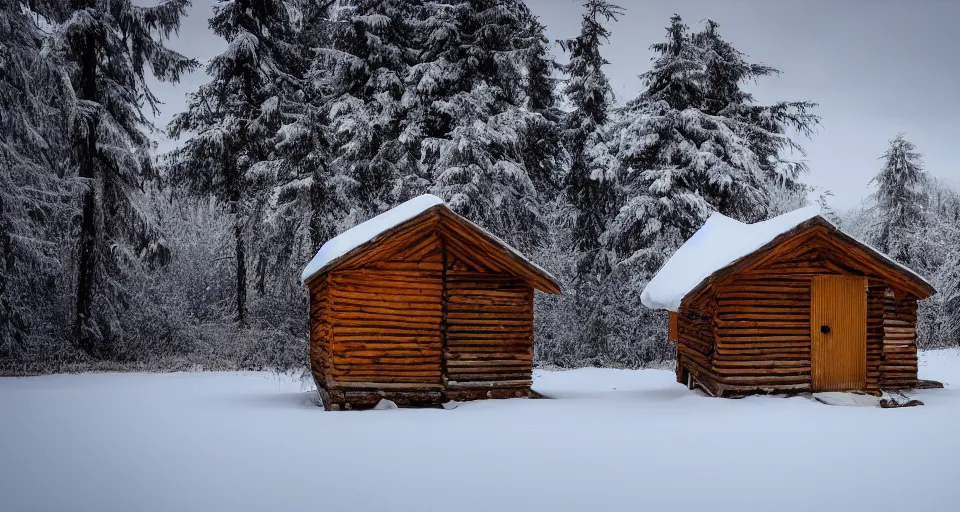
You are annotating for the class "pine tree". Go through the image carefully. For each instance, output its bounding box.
[694,20,819,192]
[408,0,553,251]
[271,0,337,256]
[867,133,927,264]
[604,15,717,274]
[271,0,424,277]
[816,189,841,226]
[519,11,563,200]
[558,0,623,276]
[43,0,197,356]
[0,1,72,359]
[573,14,820,366]
[314,0,422,218]
[605,15,819,274]
[168,0,302,326]
[917,179,960,347]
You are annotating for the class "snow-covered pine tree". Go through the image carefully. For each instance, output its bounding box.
[0,1,74,360]
[558,0,623,277]
[572,15,820,367]
[694,20,819,193]
[866,133,928,265]
[42,0,197,357]
[606,15,819,275]
[258,0,424,323]
[408,0,553,251]
[518,10,563,200]
[604,15,717,275]
[309,0,423,221]
[911,178,960,347]
[922,179,960,347]
[816,189,841,226]
[271,0,426,282]
[168,0,302,326]
[269,0,337,256]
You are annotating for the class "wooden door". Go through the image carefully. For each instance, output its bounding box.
[811,276,867,391]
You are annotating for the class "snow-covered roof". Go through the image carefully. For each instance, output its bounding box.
[300,195,444,284]
[640,205,932,312]
[300,195,560,292]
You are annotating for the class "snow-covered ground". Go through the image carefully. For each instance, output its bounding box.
[2,351,958,512]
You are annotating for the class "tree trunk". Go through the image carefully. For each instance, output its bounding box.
[74,155,97,355]
[234,211,248,326]
[255,255,266,296]
[227,158,247,326]
[0,194,17,356]
[309,163,328,250]
[74,30,99,357]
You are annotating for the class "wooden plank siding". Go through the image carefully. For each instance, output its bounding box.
[309,274,332,390]
[866,279,886,394]
[711,272,813,395]
[675,301,722,396]
[441,228,537,399]
[880,290,919,389]
[444,271,535,397]
[676,231,925,397]
[668,312,678,342]
[326,265,444,387]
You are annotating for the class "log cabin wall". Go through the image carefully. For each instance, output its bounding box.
[880,291,919,389]
[324,263,445,408]
[669,220,932,398]
[699,233,908,397]
[312,224,447,410]
[675,302,722,396]
[309,274,332,390]
[866,280,886,394]
[436,211,542,401]
[711,272,813,396]
[443,269,535,401]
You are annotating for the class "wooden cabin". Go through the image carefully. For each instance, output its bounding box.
[300,195,561,410]
[641,206,935,397]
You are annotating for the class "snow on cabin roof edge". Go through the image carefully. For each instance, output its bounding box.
[299,194,560,289]
[299,194,444,284]
[640,205,933,312]
[640,205,824,312]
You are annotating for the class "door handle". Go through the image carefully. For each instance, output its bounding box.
[820,325,831,334]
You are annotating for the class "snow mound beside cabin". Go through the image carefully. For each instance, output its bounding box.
[300,194,444,284]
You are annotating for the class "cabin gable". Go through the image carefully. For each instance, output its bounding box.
[740,225,928,298]
[305,206,560,294]
[437,209,561,294]
[679,220,932,313]
[315,208,443,276]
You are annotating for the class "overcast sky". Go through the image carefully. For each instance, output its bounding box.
[148,0,960,210]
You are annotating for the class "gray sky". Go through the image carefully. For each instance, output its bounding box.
[148,0,960,210]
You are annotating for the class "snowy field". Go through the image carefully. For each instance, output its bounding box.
[2,351,959,512]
